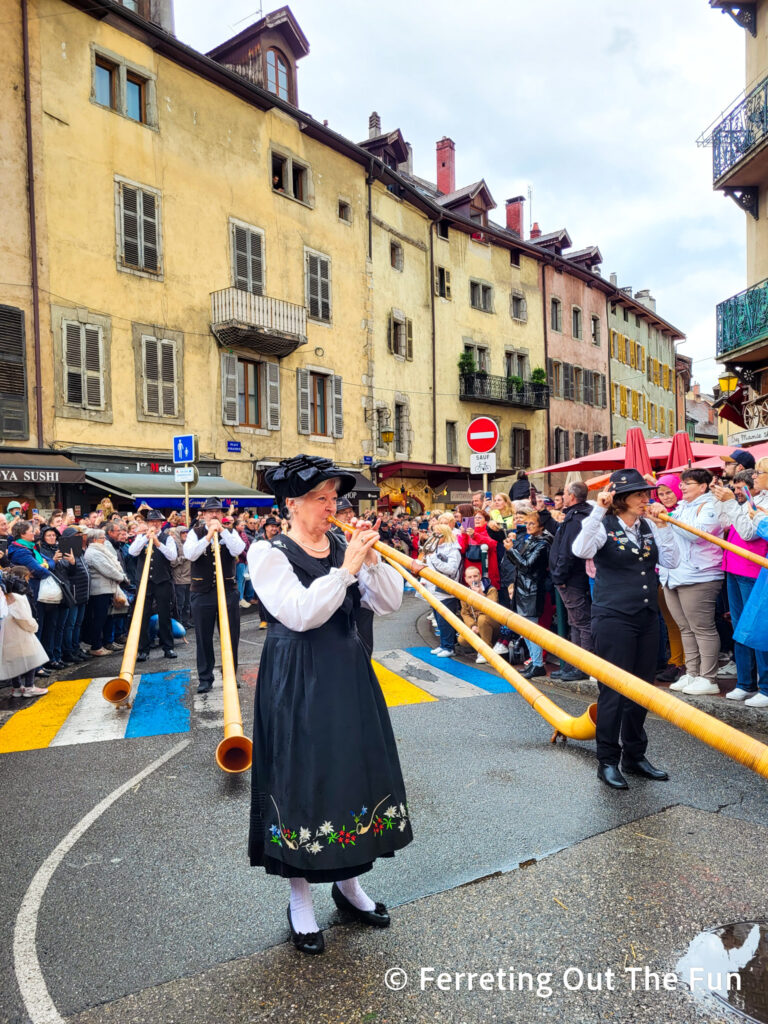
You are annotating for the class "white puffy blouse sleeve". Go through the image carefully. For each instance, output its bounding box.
[357,556,404,615]
[247,540,356,632]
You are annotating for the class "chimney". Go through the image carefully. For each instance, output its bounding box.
[609,272,618,287]
[505,196,525,236]
[368,111,381,138]
[693,383,701,399]
[436,137,455,195]
[530,221,541,239]
[634,288,656,312]
[148,0,175,34]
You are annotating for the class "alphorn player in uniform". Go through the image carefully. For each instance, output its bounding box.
[183,497,245,694]
[247,455,410,956]
[572,468,682,790]
[128,509,178,662]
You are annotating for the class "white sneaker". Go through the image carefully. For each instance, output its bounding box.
[492,641,509,655]
[718,660,738,677]
[11,688,23,698]
[745,693,768,708]
[669,673,692,692]
[436,648,454,658]
[22,685,49,697]
[726,688,754,701]
[475,654,487,664]
[239,600,250,609]
[682,676,720,696]
[430,647,446,656]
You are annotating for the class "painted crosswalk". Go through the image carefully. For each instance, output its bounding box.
[0,649,514,754]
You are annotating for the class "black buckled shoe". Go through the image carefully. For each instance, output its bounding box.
[598,763,629,790]
[331,883,390,928]
[622,758,669,781]
[287,907,325,955]
[136,651,149,662]
[520,663,547,679]
[164,649,178,659]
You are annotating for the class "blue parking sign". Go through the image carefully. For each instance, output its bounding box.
[173,434,197,464]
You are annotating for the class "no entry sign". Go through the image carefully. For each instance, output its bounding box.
[466,416,499,454]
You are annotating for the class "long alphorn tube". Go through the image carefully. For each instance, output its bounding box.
[387,557,596,742]
[102,541,153,708]
[659,512,768,571]
[331,518,768,781]
[212,533,252,774]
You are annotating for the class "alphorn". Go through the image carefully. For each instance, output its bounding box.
[212,533,252,774]
[102,539,152,708]
[331,517,768,782]
[658,511,768,571]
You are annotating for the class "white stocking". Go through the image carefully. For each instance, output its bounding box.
[289,877,319,934]
[336,875,376,911]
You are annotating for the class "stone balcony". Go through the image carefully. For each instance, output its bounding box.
[210,288,307,357]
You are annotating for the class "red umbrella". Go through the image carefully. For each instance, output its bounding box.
[624,427,653,476]
[532,439,735,476]
[664,432,694,472]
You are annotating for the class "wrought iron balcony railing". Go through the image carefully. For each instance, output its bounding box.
[712,76,768,181]
[716,277,768,357]
[210,287,307,357]
[459,372,549,409]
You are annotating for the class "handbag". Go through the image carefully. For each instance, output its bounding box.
[38,575,63,604]
[112,586,128,609]
[734,569,768,651]
[465,544,483,561]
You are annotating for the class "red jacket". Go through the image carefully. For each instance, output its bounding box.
[459,525,500,588]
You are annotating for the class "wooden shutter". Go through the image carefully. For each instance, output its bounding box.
[306,253,320,318]
[564,363,574,401]
[434,266,440,295]
[250,230,264,294]
[406,319,413,361]
[83,325,103,409]
[522,428,531,468]
[64,322,83,405]
[563,431,570,461]
[121,184,140,267]
[332,374,343,438]
[296,368,311,434]
[0,305,27,437]
[221,352,238,425]
[387,314,394,353]
[233,224,250,290]
[546,357,554,390]
[141,190,158,271]
[143,336,160,414]
[584,370,593,406]
[265,360,280,430]
[318,257,330,320]
[160,339,177,415]
[444,269,451,300]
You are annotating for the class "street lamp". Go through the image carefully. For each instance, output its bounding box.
[718,372,740,395]
[380,429,395,444]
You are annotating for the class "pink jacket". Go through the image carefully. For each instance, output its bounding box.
[723,526,768,580]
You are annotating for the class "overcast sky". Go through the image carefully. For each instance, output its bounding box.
[176,0,746,391]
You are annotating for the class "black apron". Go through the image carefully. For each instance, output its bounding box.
[248,533,412,882]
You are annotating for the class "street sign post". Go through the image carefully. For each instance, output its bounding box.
[466,417,499,494]
[172,434,198,465]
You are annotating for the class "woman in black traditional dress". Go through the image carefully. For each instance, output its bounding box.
[246,455,411,955]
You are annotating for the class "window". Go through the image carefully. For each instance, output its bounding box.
[623,308,629,322]
[550,297,562,332]
[591,316,601,346]
[125,72,145,122]
[390,241,404,271]
[63,321,103,410]
[464,343,489,372]
[510,427,531,469]
[510,292,527,321]
[554,428,570,462]
[338,200,352,223]
[547,358,563,399]
[572,306,583,340]
[292,162,308,203]
[635,314,641,328]
[141,335,178,417]
[470,281,493,312]
[237,360,261,427]
[435,266,452,299]
[562,362,575,401]
[387,312,413,360]
[505,350,529,378]
[231,220,264,295]
[437,220,449,240]
[510,249,520,268]
[394,402,406,452]
[94,57,116,109]
[272,154,287,192]
[271,151,312,204]
[266,48,290,102]
[574,432,590,458]
[305,250,331,322]
[446,421,458,464]
[117,179,160,275]
[296,369,342,437]
[593,433,606,453]
[0,305,28,439]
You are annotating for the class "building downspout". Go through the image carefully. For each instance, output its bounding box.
[366,159,374,260]
[22,0,44,447]
[541,262,551,464]
[605,293,614,445]
[430,221,437,465]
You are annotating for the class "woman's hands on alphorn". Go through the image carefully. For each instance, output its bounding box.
[341,517,381,574]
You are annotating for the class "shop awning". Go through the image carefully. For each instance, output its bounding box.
[85,471,273,509]
[0,452,86,484]
[347,471,379,500]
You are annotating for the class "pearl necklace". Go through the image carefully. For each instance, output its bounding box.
[295,535,330,554]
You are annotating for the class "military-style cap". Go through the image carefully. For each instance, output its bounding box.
[608,468,655,496]
[335,497,354,513]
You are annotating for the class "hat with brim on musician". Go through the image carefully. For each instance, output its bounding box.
[608,468,655,496]
[202,497,224,511]
[146,509,165,521]
[335,497,354,513]
[265,454,357,500]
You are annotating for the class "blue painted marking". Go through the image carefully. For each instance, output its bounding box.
[125,670,191,739]
[404,647,519,695]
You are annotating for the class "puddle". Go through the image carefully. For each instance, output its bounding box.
[677,922,768,1022]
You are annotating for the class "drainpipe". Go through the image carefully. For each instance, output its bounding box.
[366,158,374,260]
[605,293,614,446]
[22,0,44,447]
[541,262,551,464]
[430,221,437,465]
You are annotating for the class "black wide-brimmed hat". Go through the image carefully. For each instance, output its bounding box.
[146,509,165,521]
[265,455,356,501]
[202,497,224,511]
[608,468,655,496]
[263,516,281,527]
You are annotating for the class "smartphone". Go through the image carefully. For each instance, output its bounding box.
[744,486,758,511]
[462,516,475,530]
[32,508,39,515]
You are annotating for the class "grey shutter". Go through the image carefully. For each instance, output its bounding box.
[434,265,440,295]
[221,352,238,425]
[64,322,83,405]
[332,374,343,438]
[306,253,320,318]
[0,305,28,438]
[141,190,158,271]
[319,257,330,320]
[522,429,531,468]
[584,369,593,406]
[233,225,250,290]
[564,431,570,460]
[387,314,393,353]
[520,296,527,321]
[406,319,413,361]
[563,363,573,401]
[546,357,554,390]
[160,339,177,416]
[250,230,264,295]
[143,336,160,414]
[296,368,311,434]
[445,269,451,300]
[121,184,140,267]
[600,374,607,408]
[265,360,280,430]
[83,325,103,409]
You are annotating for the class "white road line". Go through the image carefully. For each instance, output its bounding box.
[49,678,128,747]
[13,737,191,1024]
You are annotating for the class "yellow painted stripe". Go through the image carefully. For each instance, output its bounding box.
[372,660,437,708]
[0,678,92,753]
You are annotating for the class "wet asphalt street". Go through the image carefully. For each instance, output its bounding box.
[2,593,768,1024]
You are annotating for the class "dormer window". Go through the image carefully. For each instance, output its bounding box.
[266,48,290,101]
